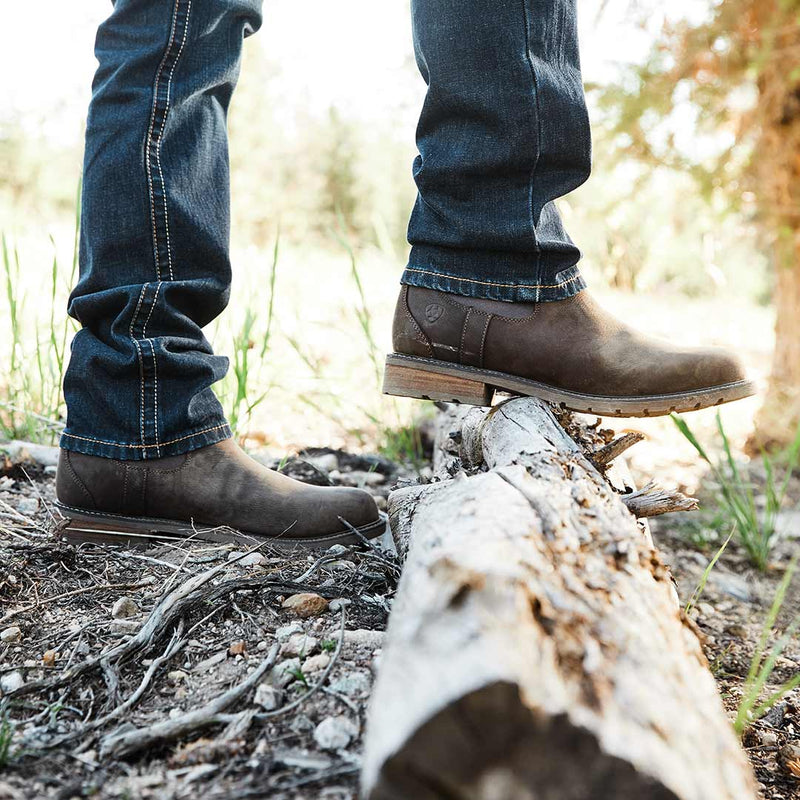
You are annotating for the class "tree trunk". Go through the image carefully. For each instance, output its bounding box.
[362,399,757,800]
[749,1,800,451]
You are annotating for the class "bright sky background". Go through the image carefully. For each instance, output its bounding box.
[0,0,666,145]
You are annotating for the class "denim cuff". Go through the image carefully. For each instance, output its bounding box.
[59,420,233,461]
[403,245,586,303]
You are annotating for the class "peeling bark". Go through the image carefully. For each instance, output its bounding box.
[362,398,756,800]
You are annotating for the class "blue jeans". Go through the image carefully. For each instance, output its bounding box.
[62,0,590,461]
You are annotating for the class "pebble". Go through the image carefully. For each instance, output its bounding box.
[227,551,267,567]
[42,649,57,667]
[0,627,22,644]
[302,653,331,673]
[329,598,351,612]
[254,683,281,711]
[282,593,329,618]
[313,715,358,750]
[329,670,371,697]
[0,670,24,694]
[696,602,715,617]
[111,597,140,619]
[276,623,304,642]
[305,453,339,473]
[343,629,385,650]
[280,633,319,658]
[708,571,752,603]
[724,624,748,640]
[15,498,38,516]
[229,640,247,656]
[167,670,188,684]
[759,730,779,747]
[269,658,302,689]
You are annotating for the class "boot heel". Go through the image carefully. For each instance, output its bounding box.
[383,361,493,406]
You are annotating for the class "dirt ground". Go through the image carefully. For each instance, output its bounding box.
[0,415,799,800]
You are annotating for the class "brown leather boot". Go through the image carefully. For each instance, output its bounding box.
[55,439,384,548]
[384,286,755,416]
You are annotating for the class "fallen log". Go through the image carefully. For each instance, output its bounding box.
[363,397,756,800]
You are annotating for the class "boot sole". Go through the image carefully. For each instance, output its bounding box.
[383,353,757,417]
[54,502,388,551]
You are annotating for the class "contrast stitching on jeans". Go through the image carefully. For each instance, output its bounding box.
[129,283,149,456]
[160,0,192,281]
[144,3,180,282]
[521,0,543,276]
[142,281,162,338]
[146,338,160,456]
[61,423,231,450]
[404,267,581,291]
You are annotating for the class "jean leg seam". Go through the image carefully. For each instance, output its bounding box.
[141,0,192,459]
[160,0,192,282]
[521,0,543,301]
[129,283,149,459]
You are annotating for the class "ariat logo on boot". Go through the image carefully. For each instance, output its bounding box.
[425,303,444,324]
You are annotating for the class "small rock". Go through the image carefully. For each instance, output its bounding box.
[110,619,140,633]
[280,633,318,658]
[329,670,371,696]
[304,453,339,473]
[0,627,22,644]
[696,602,715,617]
[343,629,384,650]
[326,544,349,556]
[724,624,748,640]
[269,658,302,689]
[257,640,269,651]
[167,670,188,684]
[302,653,331,673]
[759,730,779,747]
[168,708,183,720]
[708,571,752,603]
[313,715,358,750]
[282,593,329,618]
[0,780,23,800]
[290,714,315,734]
[329,598,351,612]
[42,649,57,667]
[227,551,267,567]
[0,670,24,694]
[276,623,304,642]
[111,597,139,619]
[229,640,247,656]
[193,650,228,673]
[15,498,38,516]
[254,683,281,711]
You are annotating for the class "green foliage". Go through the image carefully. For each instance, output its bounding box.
[221,233,280,438]
[734,557,800,736]
[0,182,79,442]
[684,529,734,614]
[0,713,14,767]
[672,412,800,570]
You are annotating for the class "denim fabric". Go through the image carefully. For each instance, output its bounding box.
[62,0,590,461]
[403,0,592,302]
[62,0,263,460]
